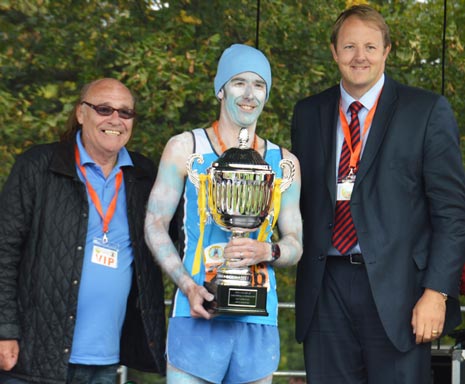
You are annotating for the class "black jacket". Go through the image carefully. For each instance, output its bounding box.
[0,139,166,383]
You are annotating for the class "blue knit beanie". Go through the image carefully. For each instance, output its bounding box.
[214,44,272,101]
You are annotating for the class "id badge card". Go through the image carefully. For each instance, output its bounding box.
[337,180,354,201]
[91,237,119,269]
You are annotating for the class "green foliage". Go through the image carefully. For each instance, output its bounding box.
[2,0,465,381]
[2,0,465,180]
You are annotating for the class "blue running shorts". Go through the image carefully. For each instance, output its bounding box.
[167,317,280,384]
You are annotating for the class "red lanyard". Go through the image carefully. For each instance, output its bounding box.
[75,145,123,242]
[338,92,382,171]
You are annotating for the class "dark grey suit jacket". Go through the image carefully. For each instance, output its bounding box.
[291,75,465,352]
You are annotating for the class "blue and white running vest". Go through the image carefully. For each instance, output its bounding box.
[172,128,284,326]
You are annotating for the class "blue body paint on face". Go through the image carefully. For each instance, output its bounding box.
[223,72,266,127]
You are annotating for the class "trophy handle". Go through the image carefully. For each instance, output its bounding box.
[186,153,204,190]
[279,158,295,193]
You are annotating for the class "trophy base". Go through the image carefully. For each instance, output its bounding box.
[204,282,268,316]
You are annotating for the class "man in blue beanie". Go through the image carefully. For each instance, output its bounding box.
[145,44,303,383]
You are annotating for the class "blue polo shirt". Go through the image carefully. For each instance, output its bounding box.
[70,131,134,364]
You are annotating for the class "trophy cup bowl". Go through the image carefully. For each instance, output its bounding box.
[208,148,274,234]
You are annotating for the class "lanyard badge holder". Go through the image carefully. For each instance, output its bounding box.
[75,145,122,269]
[92,233,120,269]
[336,93,382,202]
[337,167,356,201]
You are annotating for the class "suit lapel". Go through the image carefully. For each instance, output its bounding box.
[321,87,340,205]
[354,77,398,188]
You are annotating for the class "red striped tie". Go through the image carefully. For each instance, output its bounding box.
[332,101,363,254]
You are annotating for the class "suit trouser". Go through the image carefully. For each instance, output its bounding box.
[303,256,431,384]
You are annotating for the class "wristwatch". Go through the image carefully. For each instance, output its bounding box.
[439,292,448,301]
[270,243,281,263]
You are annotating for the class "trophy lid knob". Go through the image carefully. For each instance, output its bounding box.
[238,127,249,149]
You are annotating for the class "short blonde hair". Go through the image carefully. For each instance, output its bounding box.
[330,5,391,49]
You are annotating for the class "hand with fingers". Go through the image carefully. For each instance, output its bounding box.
[223,237,271,268]
[0,340,19,371]
[411,289,446,344]
[185,282,216,320]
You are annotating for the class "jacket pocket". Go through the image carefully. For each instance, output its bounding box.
[412,249,428,270]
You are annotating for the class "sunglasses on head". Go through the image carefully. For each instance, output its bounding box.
[81,101,136,119]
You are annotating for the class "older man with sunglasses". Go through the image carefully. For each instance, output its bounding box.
[0,78,166,383]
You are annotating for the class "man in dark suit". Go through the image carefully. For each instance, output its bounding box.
[291,5,465,383]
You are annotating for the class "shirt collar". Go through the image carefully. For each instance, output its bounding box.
[340,74,385,113]
[75,130,133,168]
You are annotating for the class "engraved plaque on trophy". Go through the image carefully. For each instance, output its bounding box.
[187,127,295,315]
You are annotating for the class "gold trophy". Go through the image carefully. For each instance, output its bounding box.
[187,128,294,315]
